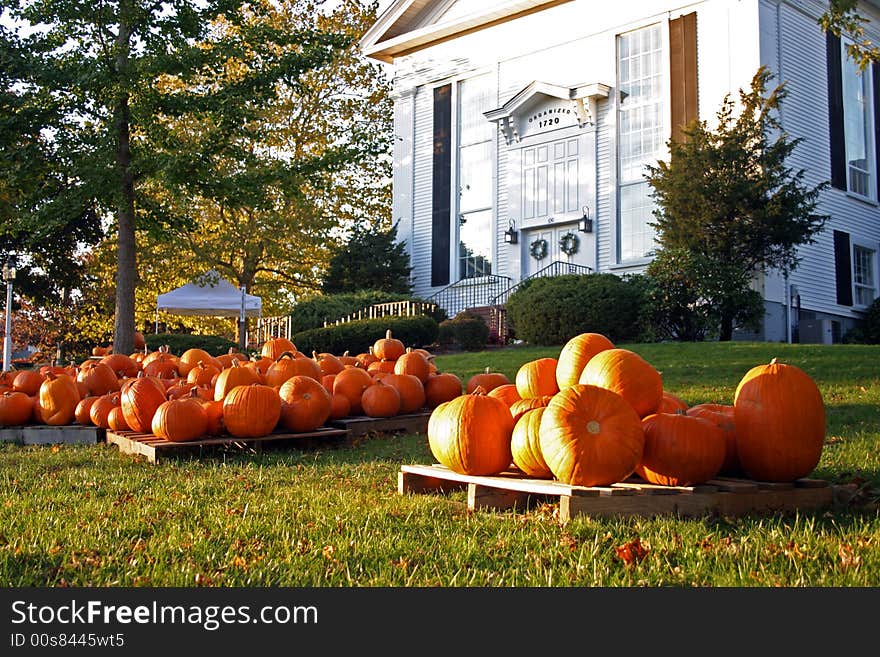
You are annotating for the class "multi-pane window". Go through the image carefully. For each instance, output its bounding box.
[853,244,876,306]
[457,74,495,279]
[841,38,875,199]
[617,24,663,261]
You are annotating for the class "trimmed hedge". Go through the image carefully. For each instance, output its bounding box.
[145,333,239,357]
[288,290,447,333]
[438,312,490,351]
[291,316,439,355]
[505,274,648,345]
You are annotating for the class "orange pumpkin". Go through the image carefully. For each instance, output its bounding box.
[214,359,261,402]
[578,348,663,418]
[120,377,167,433]
[37,373,81,426]
[427,388,514,476]
[686,403,740,475]
[657,391,689,414]
[222,384,281,438]
[261,337,297,360]
[278,376,332,433]
[332,367,374,416]
[107,406,131,432]
[0,391,33,426]
[216,347,248,369]
[313,351,345,376]
[74,396,99,425]
[186,361,221,387]
[636,412,726,486]
[100,353,139,378]
[178,348,220,376]
[328,393,350,420]
[733,358,825,482]
[393,348,431,383]
[515,357,559,399]
[382,373,425,414]
[539,384,644,487]
[361,379,401,418]
[373,329,405,362]
[12,369,45,396]
[465,367,510,394]
[509,395,553,423]
[424,372,463,409]
[555,332,615,390]
[76,361,120,397]
[89,393,121,429]
[510,407,552,478]
[152,397,208,442]
[486,383,520,408]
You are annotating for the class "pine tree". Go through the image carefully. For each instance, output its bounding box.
[322,221,413,295]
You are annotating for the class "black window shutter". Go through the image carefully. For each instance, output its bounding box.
[431,84,452,287]
[873,61,880,200]
[826,31,846,190]
[834,229,853,306]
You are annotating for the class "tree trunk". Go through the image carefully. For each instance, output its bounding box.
[719,314,734,342]
[113,14,135,355]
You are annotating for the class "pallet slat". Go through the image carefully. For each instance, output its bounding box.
[107,426,349,464]
[398,464,838,521]
[0,425,106,445]
[330,411,431,437]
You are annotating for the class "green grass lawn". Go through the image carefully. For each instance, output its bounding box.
[1,341,878,587]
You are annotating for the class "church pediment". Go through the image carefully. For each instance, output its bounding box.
[484,81,611,144]
[360,0,574,63]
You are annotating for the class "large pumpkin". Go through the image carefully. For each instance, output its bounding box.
[636,412,726,486]
[278,375,332,433]
[539,384,644,487]
[76,361,120,397]
[578,348,663,418]
[89,393,121,430]
[266,352,319,388]
[152,397,208,442]
[361,379,401,418]
[383,373,426,414]
[427,388,514,476]
[332,366,374,415]
[555,332,615,390]
[261,337,297,360]
[510,407,552,478]
[37,373,81,426]
[515,357,559,399]
[222,384,281,438]
[733,358,825,482]
[100,353,139,378]
[120,377,167,433]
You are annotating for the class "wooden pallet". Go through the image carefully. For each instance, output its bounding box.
[0,424,106,445]
[106,426,349,464]
[398,464,839,522]
[329,411,432,437]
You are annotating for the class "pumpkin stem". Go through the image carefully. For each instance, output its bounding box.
[385,329,393,339]
[277,351,295,362]
[471,385,487,396]
[770,357,778,365]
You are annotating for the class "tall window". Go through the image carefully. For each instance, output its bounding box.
[457,74,495,279]
[853,244,876,306]
[841,39,875,199]
[616,24,663,262]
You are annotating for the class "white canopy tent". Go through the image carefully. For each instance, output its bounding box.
[155,271,262,336]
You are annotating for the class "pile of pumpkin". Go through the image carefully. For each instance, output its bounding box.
[0,330,467,443]
[428,332,826,486]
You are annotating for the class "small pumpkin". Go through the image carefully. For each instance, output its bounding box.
[332,367,374,416]
[361,378,401,418]
[424,372,463,409]
[509,395,553,423]
[89,393,121,430]
[373,329,405,362]
[393,348,431,383]
[0,391,33,426]
[487,383,521,408]
[214,359,261,402]
[120,377,167,433]
[465,367,510,394]
[382,373,426,414]
[261,337,297,360]
[686,403,740,475]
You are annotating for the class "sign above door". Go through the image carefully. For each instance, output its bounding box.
[484,81,610,145]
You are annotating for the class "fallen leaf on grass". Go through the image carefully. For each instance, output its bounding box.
[614,537,649,565]
[838,544,861,570]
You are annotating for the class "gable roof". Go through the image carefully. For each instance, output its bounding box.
[361,0,574,63]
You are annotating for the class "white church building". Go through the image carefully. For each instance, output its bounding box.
[360,0,880,342]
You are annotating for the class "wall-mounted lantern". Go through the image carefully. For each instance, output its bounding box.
[504,218,519,244]
[578,206,593,234]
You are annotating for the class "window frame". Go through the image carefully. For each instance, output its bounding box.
[840,36,877,202]
[852,239,878,308]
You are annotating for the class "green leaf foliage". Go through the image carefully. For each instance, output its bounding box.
[290,315,439,356]
[505,274,648,345]
[645,67,827,340]
[322,220,413,295]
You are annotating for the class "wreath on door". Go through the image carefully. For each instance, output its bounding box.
[529,238,548,260]
[559,231,580,256]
